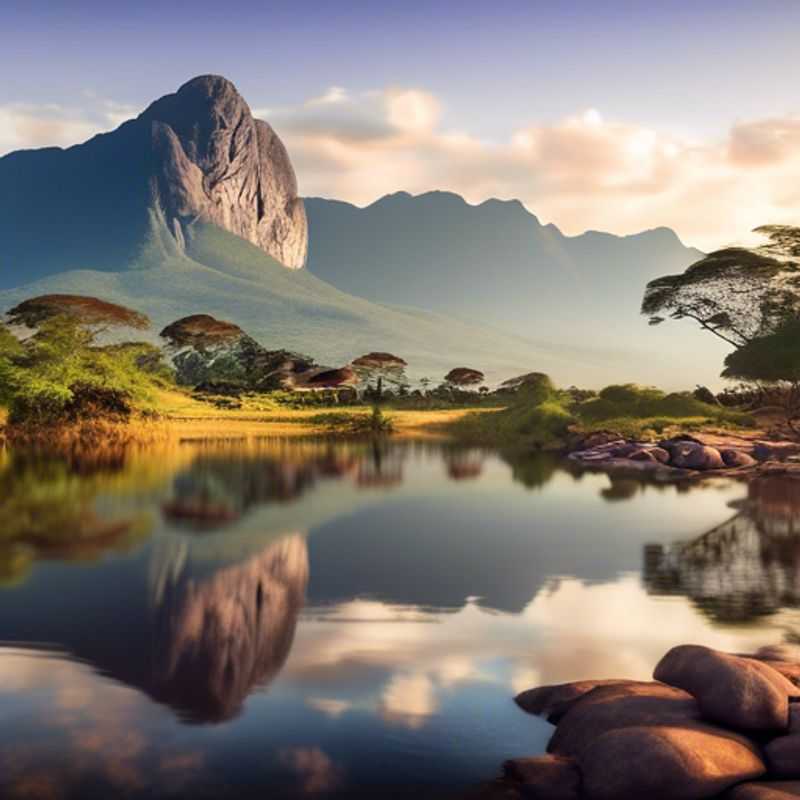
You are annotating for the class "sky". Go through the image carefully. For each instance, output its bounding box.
[2,0,800,250]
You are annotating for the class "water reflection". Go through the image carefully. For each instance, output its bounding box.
[645,474,800,623]
[1,437,798,798]
[149,535,308,722]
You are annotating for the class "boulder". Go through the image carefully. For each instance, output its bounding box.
[572,431,625,451]
[649,447,671,464]
[514,679,633,723]
[726,782,800,799]
[659,434,706,450]
[630,448,658,463]
[502,755,581,800]
[766,734,800,777]
[671,444,725,471]
[547,681,701,758]
[721,449,758,468]
[654,645,799,730]
[579,723,765,800]
[754,442,800,462]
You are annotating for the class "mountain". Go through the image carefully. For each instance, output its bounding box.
[0,75,729,387]
[0,76,599,384]
[304,192,732,387]
[0,217,593,383]
[0,74,306,286]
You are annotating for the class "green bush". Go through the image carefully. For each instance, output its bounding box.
[577,384,749,425]
[0,316,170,425]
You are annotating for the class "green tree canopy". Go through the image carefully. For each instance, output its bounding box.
[722,319,800,384]
[0,314,167,425]
[641,225,800,348]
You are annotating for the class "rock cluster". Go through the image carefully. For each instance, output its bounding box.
[503,644,800,800]
[568,434,782,480]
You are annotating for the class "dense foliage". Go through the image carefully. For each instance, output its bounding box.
[722,320,800,430]
[0,315,171,425]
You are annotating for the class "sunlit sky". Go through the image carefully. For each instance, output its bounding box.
[3,0,800,249]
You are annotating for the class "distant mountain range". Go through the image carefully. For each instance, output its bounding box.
[0,75,730,387]
[304,192,730,386]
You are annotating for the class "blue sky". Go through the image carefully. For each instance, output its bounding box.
[2,0,800,247]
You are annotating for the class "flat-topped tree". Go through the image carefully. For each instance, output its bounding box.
[641,225,800,349]
[7,294,150,333]
[351,352,408,400]
[445,367,485,389]
[0,295,159,424]
[294,367,358,391]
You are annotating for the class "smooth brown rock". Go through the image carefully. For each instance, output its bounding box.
[630,448,659,463]
[503,755,581,800]
[766,734,800,777]
[579,723,765,800]
[654,645,799,730]
[754,442,800,462]
[721,449,758,468]
[547,681,700,758]
[726,782,800,799]
[514,679,633,723]
[790,704,800,733]
[649,446,671,464]
[671,444,725,471]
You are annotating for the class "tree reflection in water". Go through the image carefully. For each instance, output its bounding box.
[645,475,800,624]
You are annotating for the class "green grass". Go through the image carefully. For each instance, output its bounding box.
[450,382,755,449]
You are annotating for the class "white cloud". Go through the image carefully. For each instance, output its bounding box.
[4,84,800,250]
[0,96,137,156]
[265,87,800,251]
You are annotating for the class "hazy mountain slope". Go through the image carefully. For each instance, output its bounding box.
[0,219,614,385]
[305,191,702,339]
[304,191,731,387]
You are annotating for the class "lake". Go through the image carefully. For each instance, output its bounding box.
[0,436,797,799]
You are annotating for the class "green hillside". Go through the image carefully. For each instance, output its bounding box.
[0,218,610,385]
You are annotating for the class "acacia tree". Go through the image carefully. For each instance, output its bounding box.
[641,225,800,348]
[351,352,408,401]
[1,295,161,424]
[721,319,800,431]
[7,294,150,334]
[444,367,485,390]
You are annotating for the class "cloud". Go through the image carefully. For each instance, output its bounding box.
[278,747,344,794]
[4,84,800,250]
[0,97,137,156]
[264,87,800,251]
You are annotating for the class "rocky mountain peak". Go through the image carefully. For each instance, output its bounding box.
[143,75,307,269]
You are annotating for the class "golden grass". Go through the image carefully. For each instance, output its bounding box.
[151,388,496,440]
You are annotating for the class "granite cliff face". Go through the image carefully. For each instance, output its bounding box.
[0,75,307,286]
[145,75,307,269]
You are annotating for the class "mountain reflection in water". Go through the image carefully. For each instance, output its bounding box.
[0,437,797,799]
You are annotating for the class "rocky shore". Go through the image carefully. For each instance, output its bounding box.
[493,644,800,800]
[568,431,800,482]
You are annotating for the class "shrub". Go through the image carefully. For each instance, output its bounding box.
[0,315,168,426]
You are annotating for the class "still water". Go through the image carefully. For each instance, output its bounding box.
[1,436,798,798]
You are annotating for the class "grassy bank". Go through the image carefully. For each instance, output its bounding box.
[0,381,759,452]
[449,384,755,450]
